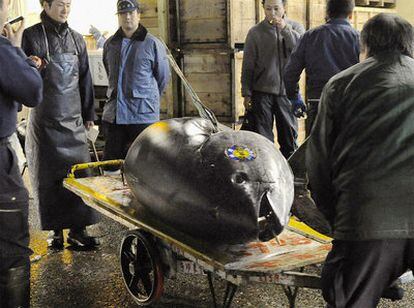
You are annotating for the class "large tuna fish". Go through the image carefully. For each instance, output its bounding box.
[124,117,294,245]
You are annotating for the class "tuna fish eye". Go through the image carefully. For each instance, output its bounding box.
[232,172,249,184]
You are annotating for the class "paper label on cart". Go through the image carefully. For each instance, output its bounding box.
[177,261,205,275]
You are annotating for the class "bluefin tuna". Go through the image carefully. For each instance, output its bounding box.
[124,117,294,245]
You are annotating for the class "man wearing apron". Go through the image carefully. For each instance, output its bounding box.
[22,0,100,249]
[0,0,43,304]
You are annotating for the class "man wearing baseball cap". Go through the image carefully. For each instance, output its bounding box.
[102,0,170,168]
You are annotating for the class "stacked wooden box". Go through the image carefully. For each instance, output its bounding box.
[176,0,257,123]
[309,1,397,29]
[355,0,396,8]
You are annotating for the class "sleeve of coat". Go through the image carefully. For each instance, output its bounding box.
[153,39,171,96]
[281,21,305,52]
[283,33,307,100]
[305,83,336,224]
[0,41,43,107]
[78,38,96,122]
[241,30,256,97]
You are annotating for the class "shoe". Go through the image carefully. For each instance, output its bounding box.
[47,230,64,249]
[67,228,100,248]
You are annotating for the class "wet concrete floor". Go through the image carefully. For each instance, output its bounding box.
[28,204,414,308]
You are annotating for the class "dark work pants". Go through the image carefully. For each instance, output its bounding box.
[0,139,31,271]
[305,98,320,137]
[251,91,298,158]
[322,239,414,308]
[103,122,151,162]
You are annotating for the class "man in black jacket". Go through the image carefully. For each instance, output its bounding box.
[22,0,100,249]
[307,14,414,307]
[0,0,43,305]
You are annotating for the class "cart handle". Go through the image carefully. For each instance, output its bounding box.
[67,160,124,178]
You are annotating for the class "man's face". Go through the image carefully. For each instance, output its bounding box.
[118,9,140,33]
[44,0,71,24]
[263,0,285,22]
[0,0,10,28]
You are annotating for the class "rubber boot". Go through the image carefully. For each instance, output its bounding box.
[0,264,30,308]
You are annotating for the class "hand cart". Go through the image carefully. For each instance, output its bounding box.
[63,160,334,308]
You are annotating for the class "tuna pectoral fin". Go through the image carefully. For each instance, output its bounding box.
[258,192,283,242]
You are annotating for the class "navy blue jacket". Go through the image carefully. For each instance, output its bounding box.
[284,19,360,100]
[0,36,43,138]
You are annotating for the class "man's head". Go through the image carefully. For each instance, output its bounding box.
[262,0,286,22]
[117,0,140,34]
[40,0,71,24]
[361,13,414,59]
[326,0,354,20]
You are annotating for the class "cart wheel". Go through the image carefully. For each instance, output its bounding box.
[120,230,164,306]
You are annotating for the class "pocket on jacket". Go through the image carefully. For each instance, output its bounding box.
[131,89,158,114]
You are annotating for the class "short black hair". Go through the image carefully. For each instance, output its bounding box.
[361,13,414,57]
[262,0,287,6]
[39,0,54,7]
[326,0,354,19]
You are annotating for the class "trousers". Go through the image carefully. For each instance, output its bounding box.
[322,239,414,307]
[251,91,298,158]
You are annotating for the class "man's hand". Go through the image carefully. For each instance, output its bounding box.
[29,55,48,70]
[3,19,25,48]
[272,16,286,30]
[243,96,252,110]
[84,121,94,130]
[291,97,307,118]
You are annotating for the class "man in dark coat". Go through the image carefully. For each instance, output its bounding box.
[0,0,43,305]
[22,0,100,249]
[284,0,360,136]
[307,13,414,307]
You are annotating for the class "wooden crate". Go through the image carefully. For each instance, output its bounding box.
[355,0,396,8]
[139,0,176,45]
[177,0,257,47]
[352,6,397,31]
[181,48,244,122]
[308,0,327,29]
[308,3,397,31]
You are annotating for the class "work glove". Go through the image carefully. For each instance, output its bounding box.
[290,96,307,118]
[89,25,102,40]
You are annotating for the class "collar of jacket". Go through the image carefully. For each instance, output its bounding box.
[327,18,351,26]
[40,10,69,34]
[113,24,148,42]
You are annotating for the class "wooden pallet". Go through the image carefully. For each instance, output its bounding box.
[355,0,396,8]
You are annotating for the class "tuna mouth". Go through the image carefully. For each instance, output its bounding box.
[257,192,283,242]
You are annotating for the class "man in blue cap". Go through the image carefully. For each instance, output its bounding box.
[102,0,170,168]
